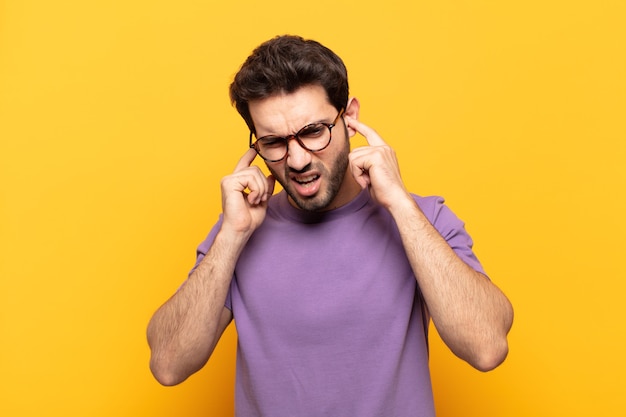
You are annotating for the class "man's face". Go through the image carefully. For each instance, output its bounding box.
[248,85,359,211]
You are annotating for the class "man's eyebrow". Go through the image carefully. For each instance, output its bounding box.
[256,117,331,138]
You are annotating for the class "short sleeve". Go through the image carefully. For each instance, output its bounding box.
[183,214,233,310]
[413,195,487,277]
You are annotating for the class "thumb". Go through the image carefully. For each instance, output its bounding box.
[263,175,276,201]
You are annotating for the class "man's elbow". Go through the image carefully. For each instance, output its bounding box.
[473,299,513,371]
[471,338,510,372]
[149,357,191,387]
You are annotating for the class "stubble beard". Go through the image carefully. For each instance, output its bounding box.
[268,140,350,212]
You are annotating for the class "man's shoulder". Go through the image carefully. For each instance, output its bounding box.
[411,193,446,218]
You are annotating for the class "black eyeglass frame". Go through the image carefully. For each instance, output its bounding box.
[249,109,345,162]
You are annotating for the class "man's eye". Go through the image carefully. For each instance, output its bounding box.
[259,137,285,148]
[299,124,325,138]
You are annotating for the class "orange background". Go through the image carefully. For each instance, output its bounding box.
[1,1,625,416]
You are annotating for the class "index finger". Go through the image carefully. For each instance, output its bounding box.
[234,147,259,172]
[345,116,387,147]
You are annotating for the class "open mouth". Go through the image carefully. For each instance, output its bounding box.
[291,173,321,197]
[294,174,319,185]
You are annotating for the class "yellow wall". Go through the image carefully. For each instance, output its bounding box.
[1,1,624,416]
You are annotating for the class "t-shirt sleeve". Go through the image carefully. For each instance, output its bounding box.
[188,215,223,275]
[184,214,233,310]
[413,195,487,277]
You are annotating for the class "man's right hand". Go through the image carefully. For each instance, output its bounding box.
[148,149,270,386]
[220,148,275,235]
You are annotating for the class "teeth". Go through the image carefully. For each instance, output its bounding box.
[295,175,318,184]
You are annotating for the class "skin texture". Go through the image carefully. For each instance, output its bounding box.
[249,85,361,212]
[147,85,513,386]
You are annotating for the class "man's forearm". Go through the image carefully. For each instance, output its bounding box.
[147,229,246,385]
[390,196,513,371]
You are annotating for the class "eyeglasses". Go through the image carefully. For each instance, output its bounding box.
[249,109,344,162]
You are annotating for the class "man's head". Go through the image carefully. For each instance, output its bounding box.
[230,35,361,212]
[229,35,349,134]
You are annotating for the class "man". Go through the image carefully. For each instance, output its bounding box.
[147,35,513,416]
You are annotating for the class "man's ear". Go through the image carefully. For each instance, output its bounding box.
[344,97,360,137]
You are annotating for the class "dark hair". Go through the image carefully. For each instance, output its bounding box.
[229,35,349,133]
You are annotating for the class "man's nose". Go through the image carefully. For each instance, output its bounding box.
[286,137,312,171]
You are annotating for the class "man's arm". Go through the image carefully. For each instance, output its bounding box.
[346,116,513,371]
[147,231,239,386]
[147,149,274,385]
[388,198,513,371]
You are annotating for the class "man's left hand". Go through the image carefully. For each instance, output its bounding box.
[346,116,410,210]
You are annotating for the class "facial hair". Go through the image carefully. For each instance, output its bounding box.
[267,135,351,212]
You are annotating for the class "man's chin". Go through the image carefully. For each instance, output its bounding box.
[287,190,330,212]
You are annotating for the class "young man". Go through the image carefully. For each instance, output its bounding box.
[147,35,513,416]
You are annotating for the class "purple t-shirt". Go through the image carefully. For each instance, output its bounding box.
[193,189,485,417]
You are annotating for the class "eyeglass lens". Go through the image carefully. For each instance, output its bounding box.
[254,123,331,161]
